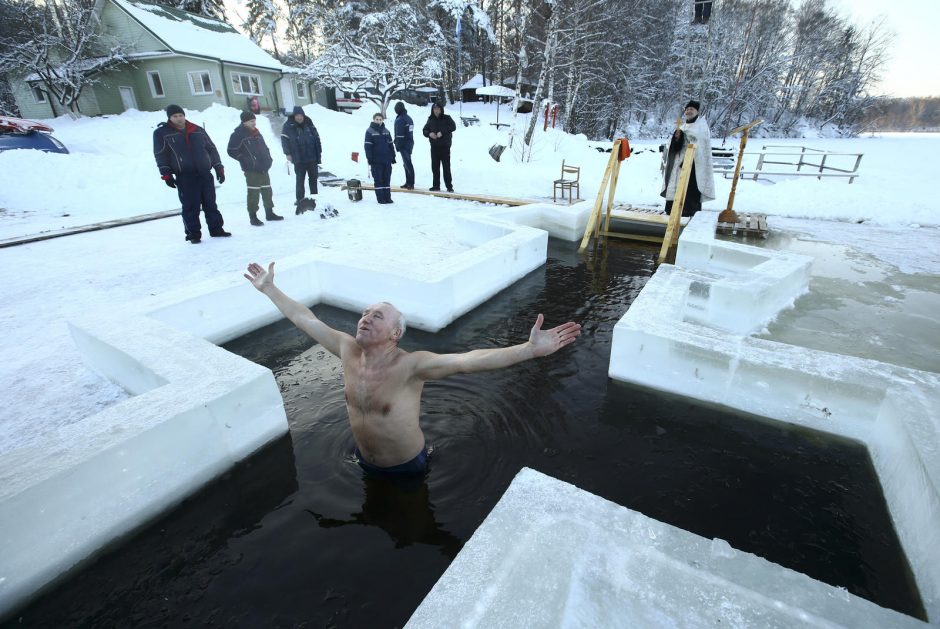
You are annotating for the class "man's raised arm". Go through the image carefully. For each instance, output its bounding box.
[412,314,581,381]
[244,262,349,356]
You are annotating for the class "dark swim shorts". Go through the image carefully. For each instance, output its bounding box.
[355,447,428,477]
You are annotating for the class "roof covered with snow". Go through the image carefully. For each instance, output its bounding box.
[460,73,486,90]
[112,0,283,70]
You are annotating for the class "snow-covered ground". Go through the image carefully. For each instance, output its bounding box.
[0,101,937,453]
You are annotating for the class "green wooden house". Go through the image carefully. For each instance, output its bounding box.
[13,0,325,119]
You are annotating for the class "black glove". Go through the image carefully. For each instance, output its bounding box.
[215,167,225,184]
[162,174,176,188]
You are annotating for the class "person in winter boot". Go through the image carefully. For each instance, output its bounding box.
[281,106,322,208]
[153,104,230,244]
[422,102,456,192]
[393,101,415,189]
[661,100,715,217]
[244,260,581,476]
[227,111,283,226]
[364,112,396,204]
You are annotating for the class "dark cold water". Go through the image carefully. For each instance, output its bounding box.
[6,240,925,627]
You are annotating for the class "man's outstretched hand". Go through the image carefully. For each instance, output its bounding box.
[528,314,582,358]
[244,261,275,292]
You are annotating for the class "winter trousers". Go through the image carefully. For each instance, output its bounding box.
[371,162,392,203]
[399,150,415,188]
[245,170,274,215]
[430,145,452,190]
[664,164,702,218]
[295,161,318,201]
[177,172,224,238]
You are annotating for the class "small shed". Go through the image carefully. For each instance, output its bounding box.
[460,74,487,102]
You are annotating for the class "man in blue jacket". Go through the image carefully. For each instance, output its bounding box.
[280,106,322,209]
[393,101,415,189]
[364,112,396,204]
[153,104,230,244]
[227,111,283,227]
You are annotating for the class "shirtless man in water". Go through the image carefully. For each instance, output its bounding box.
[244,261,582,476]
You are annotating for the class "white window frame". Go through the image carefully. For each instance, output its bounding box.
[231,72,262,96]
[31,85,47,104]
[187,70,213,96]
[295,80,307,99]
[146,70,165,98]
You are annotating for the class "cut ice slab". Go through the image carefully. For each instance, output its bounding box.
[407,468,926,629]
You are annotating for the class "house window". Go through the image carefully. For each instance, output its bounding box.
[31,85,47,103]
[231,72,262,96]
[295,80,306,99]
[147,71,165,98]
[188,71,213,96]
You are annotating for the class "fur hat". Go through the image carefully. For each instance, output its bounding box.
[165,104,184,118]
[240,111,256,122]
[292,106,305,117]
[685,100,701,111]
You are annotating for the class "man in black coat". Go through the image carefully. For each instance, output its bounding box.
[393,101,415,189]
[153,104,230,244]
[364,112,396,204]
[280,106,322,207]
[227,111,283,226]
[422,102,456,192]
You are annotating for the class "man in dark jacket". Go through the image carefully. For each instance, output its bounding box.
[364,112,396,204]
[422,102,456,192]
[393,101,415,189]
[153,104,230,244]
[228,111,283,227]
[280,106,322,207]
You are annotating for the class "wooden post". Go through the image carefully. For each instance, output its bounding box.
[725,119,762,212]
[658,143,696,264]
[578,139,621,252]
[726,129,749,212]
[603,156,622,234]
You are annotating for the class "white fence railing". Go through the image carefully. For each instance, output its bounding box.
[714,145,863,183]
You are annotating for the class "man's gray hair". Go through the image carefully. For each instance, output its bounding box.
[380,301,406,339]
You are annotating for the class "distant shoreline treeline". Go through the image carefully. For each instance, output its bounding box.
[863,97,940,132]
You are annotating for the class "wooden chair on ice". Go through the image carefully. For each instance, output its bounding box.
[553,160,581,204]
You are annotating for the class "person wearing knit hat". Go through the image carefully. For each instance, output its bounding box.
[393,101,415,189]
[153,105,230,243]
[228,111,282,226]
[280,106,322,208]
[660,99,715,218]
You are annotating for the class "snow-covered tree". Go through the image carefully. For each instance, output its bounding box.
[242,0,282,55]
[153,0,227,22]
[0,0,127,114]
[304,4,445,116]
[0,0,39,114]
